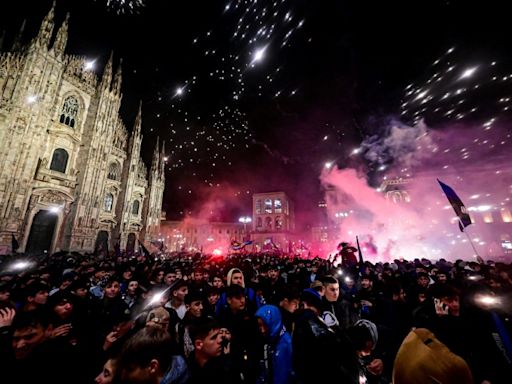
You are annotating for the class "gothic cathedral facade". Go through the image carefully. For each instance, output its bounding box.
[0,3,165,255]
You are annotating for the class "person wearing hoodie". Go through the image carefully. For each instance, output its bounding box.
[255,305,293,384]
[216,268,262,316]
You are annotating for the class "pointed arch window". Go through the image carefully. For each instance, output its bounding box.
[59,96,79,128]
[50,148,68,173]
[107,162,120,181]
[274,199,282,213]
[275,216,283,230]
[104,193,114,212]
[264,199,272,213]
[132,200,140,215]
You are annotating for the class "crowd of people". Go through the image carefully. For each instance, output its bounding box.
[0,248,511,383]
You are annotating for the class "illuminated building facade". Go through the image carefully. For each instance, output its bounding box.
[251,191,296,251]
[0,4,165,254]
[160,220,244,253]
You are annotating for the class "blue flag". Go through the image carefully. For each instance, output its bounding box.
[437,179,472,232]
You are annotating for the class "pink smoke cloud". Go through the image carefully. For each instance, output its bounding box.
[320,118,512,262]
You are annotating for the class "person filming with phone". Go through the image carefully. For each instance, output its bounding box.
[424,284,503,384]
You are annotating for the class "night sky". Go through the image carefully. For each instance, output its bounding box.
[1,0,511,229]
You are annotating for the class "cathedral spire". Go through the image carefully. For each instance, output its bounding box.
[133,100,142,137]
[11,19,26,51]
[151,137,160,173]
[101,51,113,90]
[35,0,56,49]
[112,58,123,95]
[51,13,69,58]
[159,140,166,176]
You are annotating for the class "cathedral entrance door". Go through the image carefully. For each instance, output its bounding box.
[95,231,109,256]
[126,233,136,255]
[25,210,58,255]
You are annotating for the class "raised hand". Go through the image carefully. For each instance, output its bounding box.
[434,298,449,316]
[0,307,16,328]
[52,323,72,338]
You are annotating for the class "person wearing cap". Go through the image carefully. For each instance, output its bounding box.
[219,284,259,383]
[165,279,189,321]
[292,288,359,384]
[146,306,171,330]
[176,290,205,358]
[47,290,86,348]
[356,274,378,321]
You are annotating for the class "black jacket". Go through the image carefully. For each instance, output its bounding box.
[292,309,360,384]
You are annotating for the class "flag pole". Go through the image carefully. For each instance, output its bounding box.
[356,236,364,276]
[459,218,483,262]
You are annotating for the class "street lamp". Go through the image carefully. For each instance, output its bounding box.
[238,216,252,241]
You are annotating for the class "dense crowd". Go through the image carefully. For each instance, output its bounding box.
[0,249,511,384]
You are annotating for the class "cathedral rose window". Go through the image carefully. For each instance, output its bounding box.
[60,96,79,128]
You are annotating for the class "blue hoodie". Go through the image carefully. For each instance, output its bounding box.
[255,305,294,384]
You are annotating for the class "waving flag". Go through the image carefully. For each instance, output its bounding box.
[231,240,253,250]
[138,239,151,258]
[437,179,472,232]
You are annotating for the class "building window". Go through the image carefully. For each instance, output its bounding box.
[501,208,511,223]
[49,148,69,173]
[59,96,79,128]
[256,199,262,214]
[257,217,263,229]
[482,212,494,223]
[265,216,272,230]
[264,199,272,213]
[104,193,113,212]
[107,162,120,181]
[132,200,140,215]
[274,199,282,213]
[275,216,282,230]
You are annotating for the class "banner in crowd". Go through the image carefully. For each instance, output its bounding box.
[437,179,473,232]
